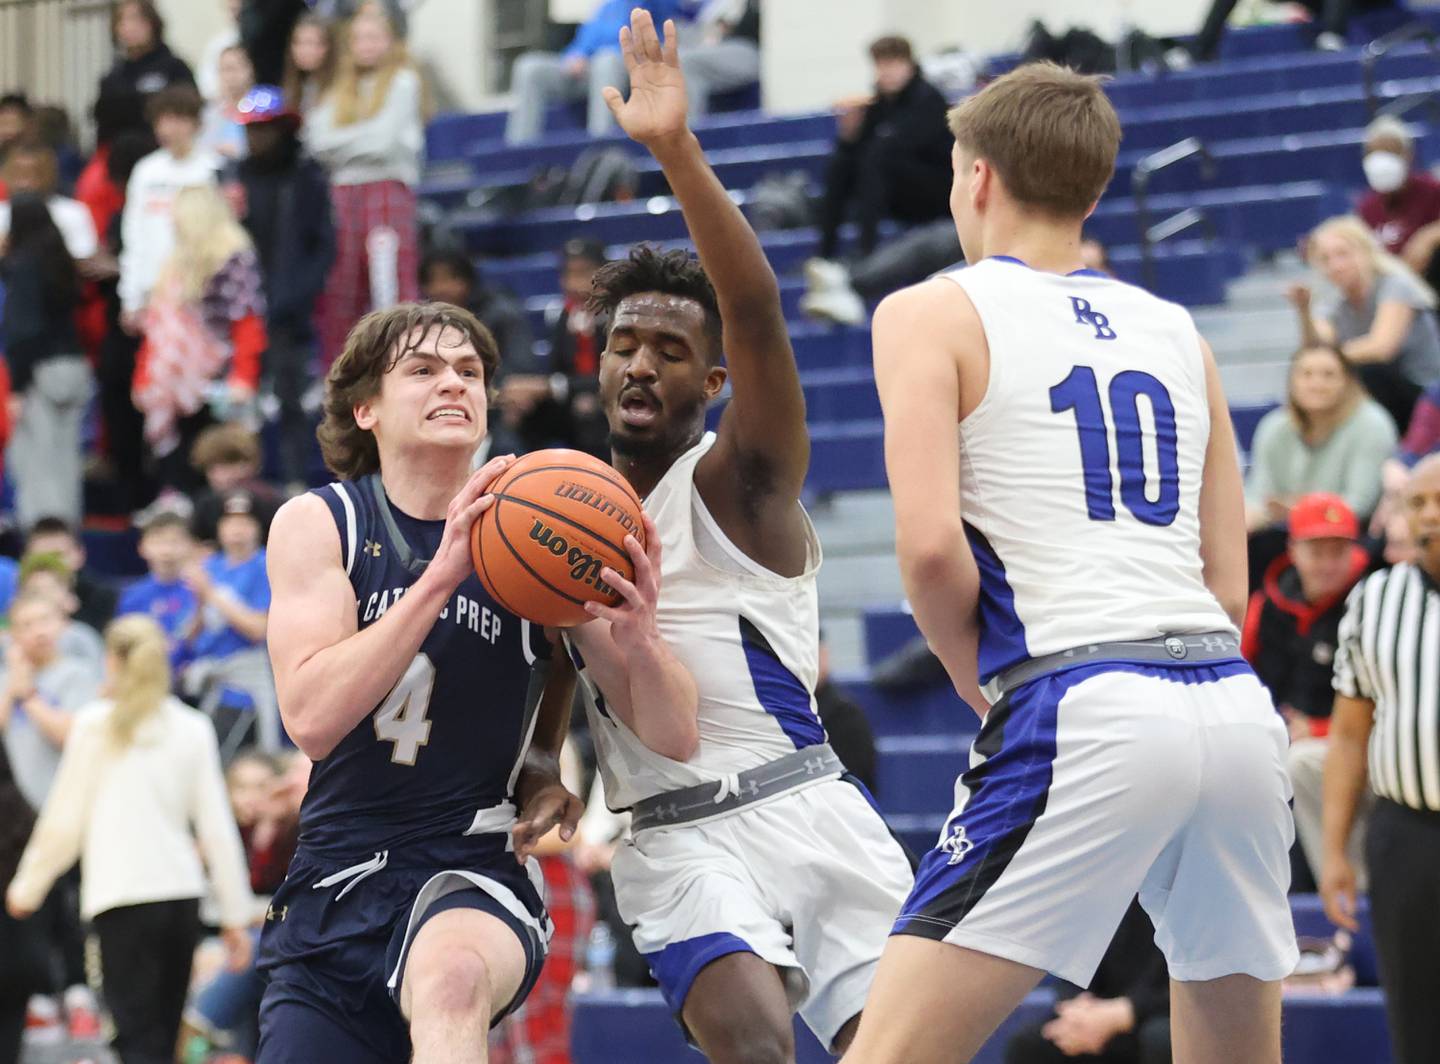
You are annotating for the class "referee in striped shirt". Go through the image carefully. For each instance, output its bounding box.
[1323,454,1440,1064]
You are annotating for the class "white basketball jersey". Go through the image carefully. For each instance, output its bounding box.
[946,257,1234,698]
[571,432,829,809]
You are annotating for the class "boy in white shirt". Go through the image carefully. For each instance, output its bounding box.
[117,84,219,333]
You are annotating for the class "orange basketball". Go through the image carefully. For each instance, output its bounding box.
[471,449,645,627]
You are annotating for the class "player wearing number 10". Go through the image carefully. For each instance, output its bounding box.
[843,64,1298,1064]
[252,303,686,1064]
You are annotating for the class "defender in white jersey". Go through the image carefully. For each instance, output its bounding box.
[564,12,914,1061]
[843,64,1297,1064]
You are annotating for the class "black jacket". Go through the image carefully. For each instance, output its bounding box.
[849,72,952,172]
[95,43,196,139]
[471,286,535,378]
[1242,546,1371,722]
[235,140,336,332]
[74,572,118,634]
[0,250,81,393]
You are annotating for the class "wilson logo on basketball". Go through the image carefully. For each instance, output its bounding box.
[528,520,616,595]
[553,482,641,537]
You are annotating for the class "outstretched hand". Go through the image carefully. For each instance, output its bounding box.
[603,8,688,148]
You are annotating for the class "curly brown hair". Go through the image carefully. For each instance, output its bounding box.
[318,302,500,481]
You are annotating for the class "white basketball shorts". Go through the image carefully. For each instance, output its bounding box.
[893,659,1299,985]
[612,776,914,1049]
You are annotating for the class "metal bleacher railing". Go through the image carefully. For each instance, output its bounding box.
[0,0,112,145]
[1131,136,1217,292]
[1361,18,1439,116]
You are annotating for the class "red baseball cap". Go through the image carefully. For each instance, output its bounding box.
[1288,493,1360,542]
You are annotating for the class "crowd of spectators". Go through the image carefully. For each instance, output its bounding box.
[0,1,1435,1062]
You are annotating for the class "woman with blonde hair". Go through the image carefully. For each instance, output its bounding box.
[281,12,338,115]
[1288,214,1440,429]
[5,615,253,1064]
[132,183,266,492]
[304,1,423,365]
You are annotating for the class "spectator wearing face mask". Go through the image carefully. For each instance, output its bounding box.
[1356,116,1440,294]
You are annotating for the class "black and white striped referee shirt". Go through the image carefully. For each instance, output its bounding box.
[1333,562,1440,812]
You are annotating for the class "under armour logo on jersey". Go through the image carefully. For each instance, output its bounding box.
[363,540,383,557]
[266,903,288,922]
[1069,296,1117,340]
[940,823,976,866]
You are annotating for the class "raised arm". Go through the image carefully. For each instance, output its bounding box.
[1197,337,1248,627]
[873,280,987,716]
[266,456,511,759]
[604,8,808,497]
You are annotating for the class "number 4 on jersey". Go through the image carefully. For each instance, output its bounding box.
[1049,365,1180,527]
[374,653,437,765]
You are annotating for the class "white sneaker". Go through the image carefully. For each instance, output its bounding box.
[1316,31,1345,51]
[1163,46,1193,70]
[804,257,851,294]
[801,283,867,327]
[24,994,63,1045]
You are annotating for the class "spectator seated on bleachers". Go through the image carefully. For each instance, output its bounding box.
[179,488,276,753]
[181,748,303,1060]
[1242,493,1372,889]
[1189,0,1398,62]
[187,423,281,548]
[1244,343,1397,567]
[25,517,119,634]
[230,83,335,490]
[505,0,683,144]
[0,591,102,813]
[16,553,105,668]
[495,237,611,457]
[1289,214,1440,431]
[1355,115,1440,294]
[803,35,952,327]
[1003,899,1170,1064]
[676,0,761,121]
[117,510,198,668]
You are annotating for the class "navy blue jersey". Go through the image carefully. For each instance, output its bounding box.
[297,476,552,856]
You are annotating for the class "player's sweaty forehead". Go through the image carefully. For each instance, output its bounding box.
[387,323,482,373]
[610,293,707,349]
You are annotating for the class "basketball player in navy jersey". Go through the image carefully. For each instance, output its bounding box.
[257,302,693,1063]
[558,12,914,1063]
[841,64,1296,1064]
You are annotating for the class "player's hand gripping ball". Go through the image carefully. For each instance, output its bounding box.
[471,449,646,627]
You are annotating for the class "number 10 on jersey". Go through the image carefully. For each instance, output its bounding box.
[1049,366,1180,527]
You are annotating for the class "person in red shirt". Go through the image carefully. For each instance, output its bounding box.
[1241,493,1371,887]
[1355,116,1440,289]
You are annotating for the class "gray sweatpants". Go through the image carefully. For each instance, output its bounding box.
[7,356,92,529]
[1289,735,1370,890]
[505,34,760,144]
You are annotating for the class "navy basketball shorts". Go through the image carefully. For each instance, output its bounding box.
[893,660,1300,986]
[255,836,550,1064]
